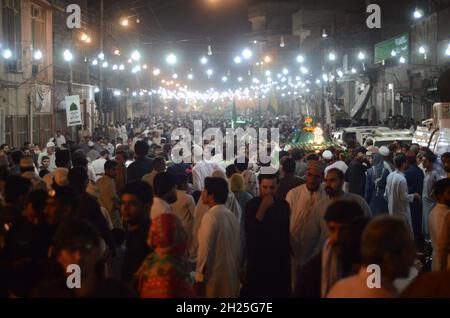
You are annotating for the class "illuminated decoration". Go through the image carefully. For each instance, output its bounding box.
[63,49,73,61]
[131,50,141,61]
[414,8,423,19]
[33,50,43,60]
[166,53,177,65]
[242,49,252,59]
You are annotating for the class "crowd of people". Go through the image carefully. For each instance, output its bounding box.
[0,114,449,298]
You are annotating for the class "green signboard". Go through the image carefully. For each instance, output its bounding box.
[374,33,409,64]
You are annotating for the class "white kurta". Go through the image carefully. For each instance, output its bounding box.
[429,203,450,271]
[150,197,173,220]
[192,160,222,192]
[91,158,107,178]
[195,204,240,298]
[315,192,372,249]
[171,190,196,256]
[384,170,414,234]
[191,192,242,259]
[286,184,327,267]
[55,135,66,148]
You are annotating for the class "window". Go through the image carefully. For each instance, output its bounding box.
[2,0,22,72]
[31,4,45,54]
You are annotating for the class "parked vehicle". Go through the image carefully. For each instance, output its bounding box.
[412,103,450,156]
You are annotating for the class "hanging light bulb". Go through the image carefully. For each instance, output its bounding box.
[208,45,212,56]
[280,36,285,48]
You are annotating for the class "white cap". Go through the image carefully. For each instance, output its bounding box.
[322,150,333,160]
[379,146,390,157]
[325,160,348,175]
[46,142,55,148]
[88,141,95,147]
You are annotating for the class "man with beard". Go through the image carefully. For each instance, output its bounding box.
[286,161,326,284]
[441,153,450,178]
[150,172,178,220]
[315,168,371,249]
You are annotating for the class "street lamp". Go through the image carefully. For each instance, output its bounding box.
[33,49,43,60]
[166,53,177,65]
[328,52,336,61]
[358,52,365,60]
[200,56,208,64]
[131,50,141,61]
[121,18,129,26]
[3,49,12,59]
[399,56,406,64]
[222,76,228,82]
[102,61,108,68]
[419,46,428,60]
[98,52,105,60]
[297,55,305,63]
[234,56,242,64]
[63,49,73,62]
[264,55,271,63]
[242,48,252,59]
[153,68,161,76]
[414,8,423,19]
[391,50,397,57]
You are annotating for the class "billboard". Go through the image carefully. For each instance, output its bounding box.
[374,33,409,64]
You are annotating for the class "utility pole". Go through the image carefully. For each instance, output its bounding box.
[99,0,104,129]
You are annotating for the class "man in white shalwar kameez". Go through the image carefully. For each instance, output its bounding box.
[315,168,372,250]
[190,170,241,259]
[195,177,240,298]
[384,154,420,235]
[286,162,326,284]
